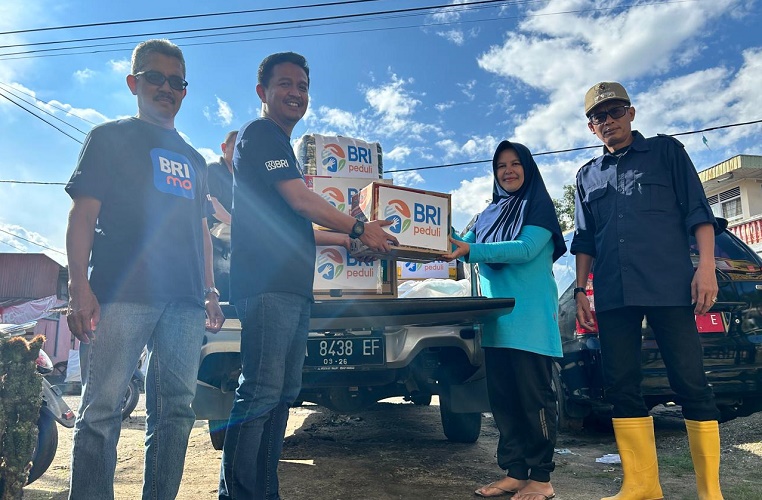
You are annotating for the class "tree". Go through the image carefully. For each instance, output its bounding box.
[553,184,576,232]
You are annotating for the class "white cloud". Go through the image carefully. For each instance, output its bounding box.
[391,170,425,187]
[449,174,493,230]
[458,80,477,101]
[109,59,131,74]
[73,68,96,83]
[204,96,234,126]
[437,29,465,45]
[385,145,412,162]
[437,135,500,161]
[435,101,456,112]
[0,222,66,266]
[196,147,218,164]
[476,0,746,151]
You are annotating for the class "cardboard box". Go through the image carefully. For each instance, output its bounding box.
[295,134,383,178]
[350,182,451,262]
[305,176,391,225]
[313,245,396,299]
[397,260,456,280]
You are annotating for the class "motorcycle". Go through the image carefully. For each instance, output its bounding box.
[0,322,76,485]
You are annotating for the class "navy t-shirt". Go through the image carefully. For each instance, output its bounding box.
[65,117,211,305]
[230,118,315,302]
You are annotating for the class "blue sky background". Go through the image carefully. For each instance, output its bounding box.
[1,0,760,266]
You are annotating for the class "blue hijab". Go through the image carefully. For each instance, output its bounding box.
[473,140,566,268]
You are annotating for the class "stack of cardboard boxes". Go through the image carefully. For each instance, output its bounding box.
[295,134,453,299]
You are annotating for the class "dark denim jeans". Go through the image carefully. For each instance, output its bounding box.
[596,305,720,421]
[69,301,205,500]
[218,292,311,500]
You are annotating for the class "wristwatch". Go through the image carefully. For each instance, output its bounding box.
[573,287,586,297]
[204,286,220,299]
[349,219,365,239]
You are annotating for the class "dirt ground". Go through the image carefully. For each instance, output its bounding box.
[23,395,762,500]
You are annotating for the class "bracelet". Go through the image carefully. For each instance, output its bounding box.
[573,287,587,297]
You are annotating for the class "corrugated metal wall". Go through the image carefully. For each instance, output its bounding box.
[0,253,64,299]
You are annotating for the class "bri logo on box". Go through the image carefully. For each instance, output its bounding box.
[320,187,346,213]
[321,144,346,173]
[404,262,421,272]
[317,248,344,280]
[151,148,196,199]
[383,198,442,236]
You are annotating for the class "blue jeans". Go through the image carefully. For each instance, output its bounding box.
[218,293,311,500]
[69,301,205,500]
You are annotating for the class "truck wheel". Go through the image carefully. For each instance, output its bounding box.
[209,420,227,450]
[552,362,584,432]
[121,379,141,420]
[27,411,58,485]
[439,389,481,443]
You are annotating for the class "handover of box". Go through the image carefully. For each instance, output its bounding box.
[305,175,384,217]
[295,134,383,179]
[313,245,396,298]
[350,182,451,262]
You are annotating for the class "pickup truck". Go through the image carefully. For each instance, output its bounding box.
[192,295,514,448]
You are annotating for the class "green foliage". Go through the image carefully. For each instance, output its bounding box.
[553,184,576,232]
[0,334,44,499]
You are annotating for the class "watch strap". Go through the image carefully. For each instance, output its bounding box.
[204,286,220,298]
[349,220,365,239]
[573,287,587,297]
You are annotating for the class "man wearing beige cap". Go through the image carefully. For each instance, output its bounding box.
[570,82,724,500]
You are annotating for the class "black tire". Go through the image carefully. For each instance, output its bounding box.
[552,363,584,432]
[209,420,228,450]
[438,387,481,443]
[121,379,141,420]
[27,411,58,485]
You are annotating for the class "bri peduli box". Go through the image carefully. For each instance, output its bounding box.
[349,182,451,263]
[313,245,396,299]
[294,134,383,179]
[397,260,456,280]
[305,176,392,230]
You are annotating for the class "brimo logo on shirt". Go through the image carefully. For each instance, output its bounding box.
[151,148,196,200]
[265,159,289,171]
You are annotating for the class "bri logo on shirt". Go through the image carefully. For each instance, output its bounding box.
[151,148,196,199]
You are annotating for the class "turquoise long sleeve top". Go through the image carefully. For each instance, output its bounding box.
[461,225,562,357]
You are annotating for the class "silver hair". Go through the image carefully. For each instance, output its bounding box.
[131,39,186,76]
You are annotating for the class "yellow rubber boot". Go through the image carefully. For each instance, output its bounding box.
[685,419,724,500]
[602,416,664,500]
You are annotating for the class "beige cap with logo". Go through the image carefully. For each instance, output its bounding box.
[584,82,631,115]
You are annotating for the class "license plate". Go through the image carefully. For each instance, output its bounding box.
[695,312,725,333]
[304,337,384,370]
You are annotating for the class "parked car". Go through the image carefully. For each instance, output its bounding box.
[552,218,762,428]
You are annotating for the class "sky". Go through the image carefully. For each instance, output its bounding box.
[1,0,760,266]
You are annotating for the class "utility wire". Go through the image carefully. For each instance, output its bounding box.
[0,0,387,36]
[0,119,758,183]
[0,90,83,144]
[0,227,66,255]
[385,118,762,172]
[0,85,89,135]
[0,81,99,126]
[0,0,509,52]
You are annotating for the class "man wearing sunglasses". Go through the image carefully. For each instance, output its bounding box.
[571,81,724,500]
[65,39,224,500]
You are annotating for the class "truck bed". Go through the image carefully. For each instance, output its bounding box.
[220,296,515,330]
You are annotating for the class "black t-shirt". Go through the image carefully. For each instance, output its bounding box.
[65,117,211,305]
[230,118,315,302]
[207,157,234,229]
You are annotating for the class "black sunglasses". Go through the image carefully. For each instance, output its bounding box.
[134,70,188,91]
[588,105,630,125]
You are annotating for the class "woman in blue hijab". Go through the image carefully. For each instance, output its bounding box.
[443,140,565,500]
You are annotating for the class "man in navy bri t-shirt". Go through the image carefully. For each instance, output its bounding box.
[64,39,223,500]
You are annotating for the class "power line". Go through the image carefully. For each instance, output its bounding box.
[0,0,509,52]
[0,119,758,184]
[0,81,99,126]
[0,227,66,255]
[384,119,762,172]
[0,0,387,36]
[0,85,89,134]
[0,90,83,144]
